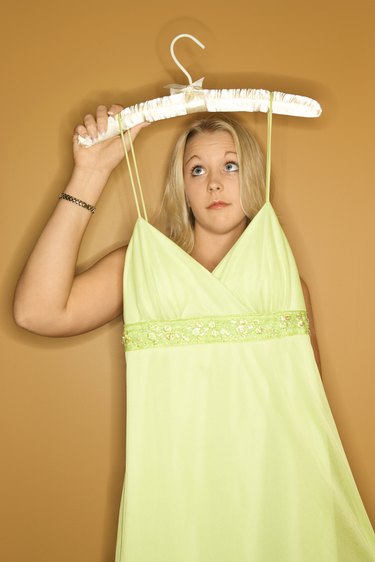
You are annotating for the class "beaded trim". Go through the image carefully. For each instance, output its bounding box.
[122,310,310,351]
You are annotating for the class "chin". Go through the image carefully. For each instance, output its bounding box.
[196,212,247,235]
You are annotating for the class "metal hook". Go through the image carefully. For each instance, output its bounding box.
[170,34,205,86]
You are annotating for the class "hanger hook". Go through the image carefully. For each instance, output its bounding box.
[170,34,205,86]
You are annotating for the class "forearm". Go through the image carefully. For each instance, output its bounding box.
[13,166,109,331]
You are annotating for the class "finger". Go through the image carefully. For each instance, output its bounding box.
[72,132,83,146]
[108,104,124,116]
[83,113,99,140]
[74,124,89,138]
[114,121,150,151]
[96,104,108,135]
[129,121,151,141]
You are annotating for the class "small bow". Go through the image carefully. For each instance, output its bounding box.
[164,77,205,95]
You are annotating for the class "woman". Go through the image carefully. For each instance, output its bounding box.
[16,105,375,562]
[12,104,320,369]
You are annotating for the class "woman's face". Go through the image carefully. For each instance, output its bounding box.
[183,130,247,235]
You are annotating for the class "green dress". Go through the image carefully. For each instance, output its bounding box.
[115,107,375,561]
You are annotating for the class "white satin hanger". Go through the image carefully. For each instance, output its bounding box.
[78,33,322,147]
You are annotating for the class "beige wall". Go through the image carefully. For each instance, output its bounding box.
[1,1,374,560]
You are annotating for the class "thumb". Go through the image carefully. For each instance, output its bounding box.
[129,121,151,141]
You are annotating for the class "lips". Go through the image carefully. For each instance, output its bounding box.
[207,200,230,209]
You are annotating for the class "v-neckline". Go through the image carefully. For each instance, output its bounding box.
[133,201,271,277]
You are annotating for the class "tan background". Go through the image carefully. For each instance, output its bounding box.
[1,0,374,560]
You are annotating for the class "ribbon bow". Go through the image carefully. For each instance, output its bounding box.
[164,77,205,95]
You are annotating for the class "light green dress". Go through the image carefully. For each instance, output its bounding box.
[115,107,375,561]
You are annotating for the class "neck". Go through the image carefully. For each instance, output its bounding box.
[190,219,247,272]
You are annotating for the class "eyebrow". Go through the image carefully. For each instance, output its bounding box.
[184,151,238,167]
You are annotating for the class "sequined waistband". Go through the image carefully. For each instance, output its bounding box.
[122,310,310,351]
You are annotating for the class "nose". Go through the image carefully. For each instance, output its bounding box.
[207,176,223,193]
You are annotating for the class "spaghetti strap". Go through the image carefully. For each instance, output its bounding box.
[118,117,148,222]
[265,91,274,204]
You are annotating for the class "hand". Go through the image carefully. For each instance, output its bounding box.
[72,104,150,176]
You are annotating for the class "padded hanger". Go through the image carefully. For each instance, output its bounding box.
[78,34,322,147]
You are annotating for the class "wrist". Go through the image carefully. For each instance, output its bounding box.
[66,166,111,204]
[72,165,111,183]
[58,192,96,214]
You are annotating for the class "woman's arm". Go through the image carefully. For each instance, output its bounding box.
[300,276,322,377]
[13,104,148,337]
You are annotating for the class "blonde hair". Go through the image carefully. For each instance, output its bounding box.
[159,113,266,254]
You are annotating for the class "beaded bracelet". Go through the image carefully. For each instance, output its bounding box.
[58,192,96,214]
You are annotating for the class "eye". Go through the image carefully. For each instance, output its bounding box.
[224,161,239,172]
[191,165,206,176]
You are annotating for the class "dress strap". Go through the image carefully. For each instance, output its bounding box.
[265,91,274,204]
[118,116,148,221]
